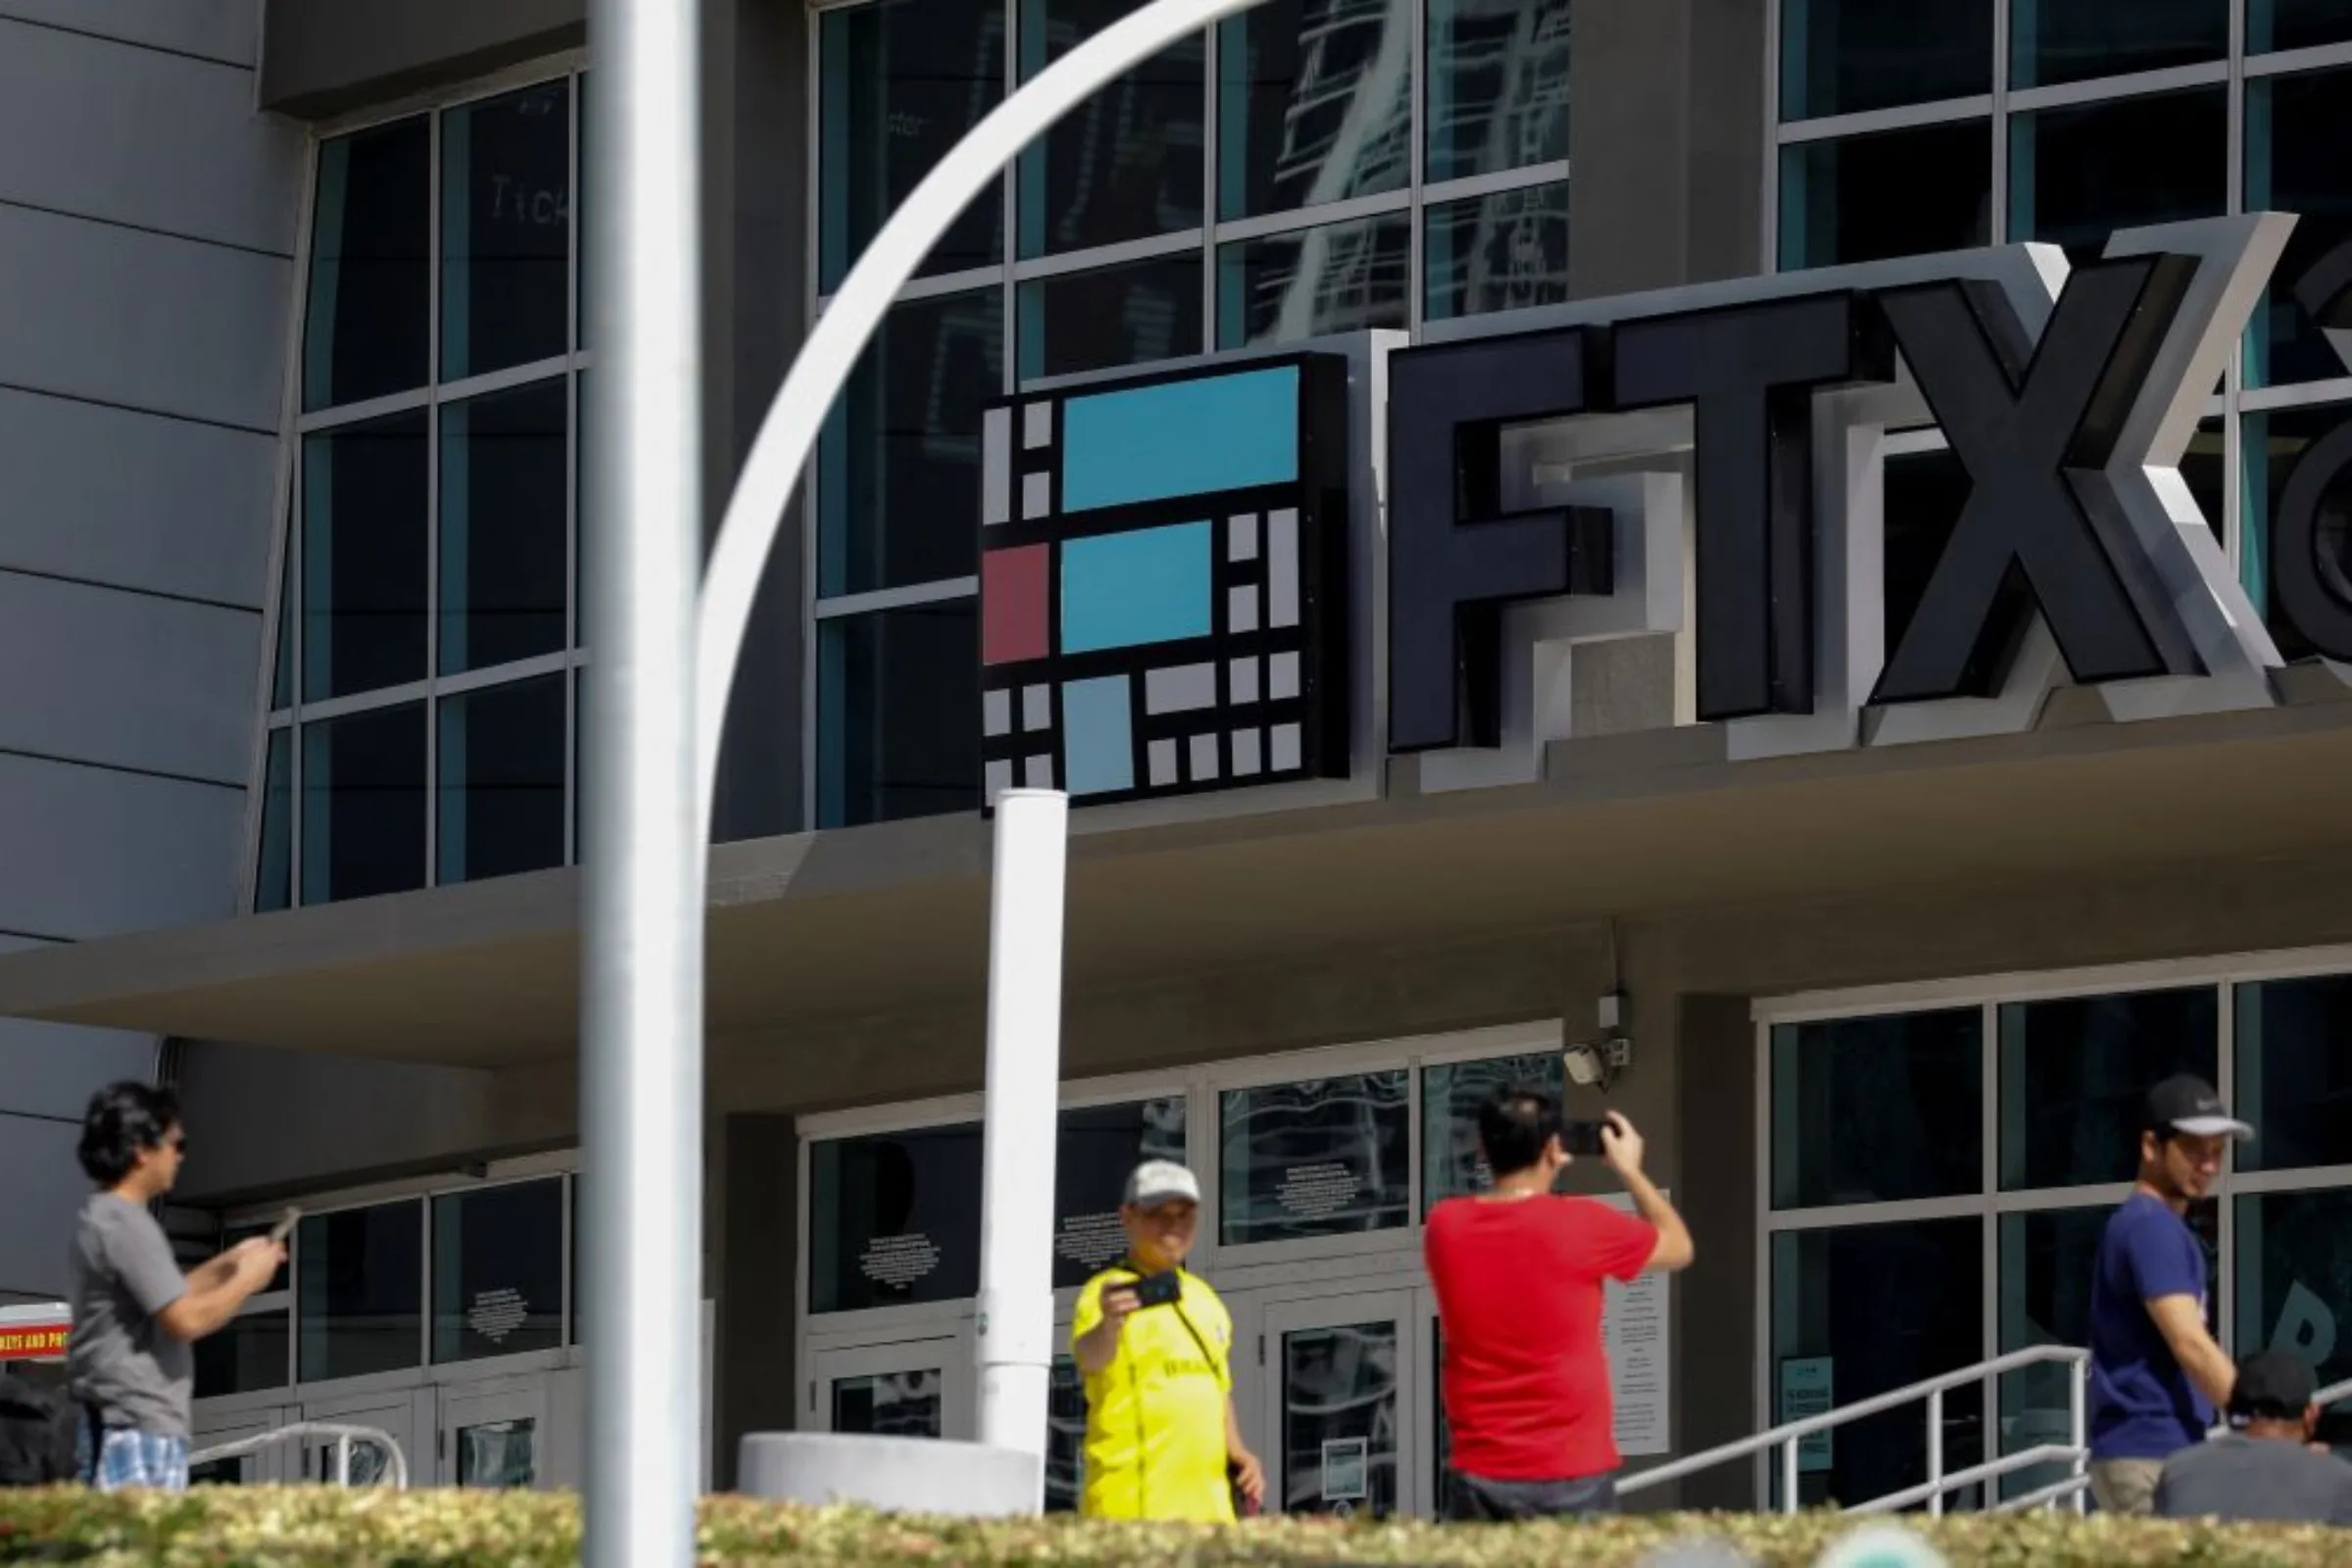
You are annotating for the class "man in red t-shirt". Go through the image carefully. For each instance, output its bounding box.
[1424,1086,1694,1520]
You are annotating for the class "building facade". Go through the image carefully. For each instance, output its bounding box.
[3,0,2352,1514]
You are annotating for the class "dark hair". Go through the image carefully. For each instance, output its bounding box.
[1478,1084,1562,1180]
[78,1082,180,1185]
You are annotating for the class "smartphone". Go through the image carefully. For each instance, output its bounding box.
[267,1206,301,1247]
[1132,1270,1183,1309]
[1561,1119,1607,1157]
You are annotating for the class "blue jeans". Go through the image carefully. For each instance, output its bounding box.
[1444,1467,1618,1521]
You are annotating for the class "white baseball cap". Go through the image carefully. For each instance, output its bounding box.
[1123,1160,1201,1207]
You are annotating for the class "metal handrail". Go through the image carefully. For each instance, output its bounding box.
[188,1422,409,1489]
[1619,1345,2089,1517]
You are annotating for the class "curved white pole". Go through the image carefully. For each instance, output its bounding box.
[693,0,1266,826]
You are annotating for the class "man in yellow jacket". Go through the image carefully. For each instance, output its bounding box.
[1070,1160,1265,1520]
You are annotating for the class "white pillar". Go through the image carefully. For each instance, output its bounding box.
[974,789,1070,1501]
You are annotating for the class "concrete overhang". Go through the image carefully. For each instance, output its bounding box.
[10,680,2352,1069]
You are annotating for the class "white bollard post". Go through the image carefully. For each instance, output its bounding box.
[974,789,1070,1506]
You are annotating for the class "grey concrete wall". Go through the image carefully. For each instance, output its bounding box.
[0,6,299,1298]
[261,0,585,119]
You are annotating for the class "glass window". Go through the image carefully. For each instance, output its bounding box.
[193,1310,289,1398]
[455,1418,537,1488]
[818,1,1002,290]
[1054,1098,1188,1287]
[303,410,428,702]
[2010,0,2226,90]
[1772,1008,1983,1210]
[1998,988,2219,1192]
[1045,1354,1086,1511]
[1780,0,1992,122]
[301,704,427,906]
[297,1200,424,1383]
[2251,0,2352,51]
[808,1123,983,1313]
[2008,88,2229,265]
[1219,1072,1410,1246]
[432,1180,564,1363]
[1218,0,1410,221]
[1425,0,1568,183]
[441,80,572,380]
[815,602,981,829]
[1216,213,1411,349]
[817,290,1003,598]
[1278,1319,1399,1515]
[438,677,566,886]
[818,0,1005,288]
[2236,975,2352,1173]
[1019,0,1204,257]
[439,379,568,673]
[1016,255,1203,382]
[1779,121,1990,271]
[1421,1051,1565,1210]
[1771,1218,1984,1509]
[256,729,292,913]
[2235,1189,2352,1394]
[303,118,429,412]
[832,1368,945,1436]
[1885,446,1967,657]
[2242,401,2352,663]
[1422,181,1569,324]
[2245,68,2352,388]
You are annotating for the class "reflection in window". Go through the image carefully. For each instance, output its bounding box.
[1780,121,1990,271]
[1020,0,1203,256]
[1219,0,1411,220]
[1779,0,1991,122]
[433,1181,564,1363]
[1423,182,1567,323]
[1045,1355,1086,1511]
[1280,1321,1399,1515]
[1054,1099,1187,1287]
[818,0,1004,287]
[441,80,571,380]
[438,678,565,885]
[298,1201,424,1383]
[1017,256,1203,381]
[303,119,429,412]
[256,730,292,913]
[1425,0,1567,183]
[457,1419,537,1488]
[303,411,428,702]
[817,290,1003,597]
[2244,68,2352,388]
[1219,1072,1410,1245]
[832,1369,945,1437]
[2235,1188,2352,1396]
[1772,1219,1983,1509]
[193,1309,289,1398]
[2236,975,2352,1172]
[816,603,981,829]
[2251,0,2352,51]
[301,705,426,905]
[1772,1009,1983,1210]
[2241,402,2352,662]
[1998,988,2219,1192]
[808,1124,983,1312]
[2010,0,2226,90]
[2008,88,2228,265]
[1421,1053,1563,1210]
[1217,214,1411,348]
[439,379,568,673]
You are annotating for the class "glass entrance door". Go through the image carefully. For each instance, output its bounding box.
[1261,1290,1418,1518]
[807,1337,975,1442]
[296,1389,426,1487]
[439,1382,546,1489]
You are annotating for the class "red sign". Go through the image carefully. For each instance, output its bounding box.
[0,1323,68,1361]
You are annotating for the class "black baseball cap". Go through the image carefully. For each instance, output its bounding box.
[2143,1073,2253,1141]
[2228,1350,2317,1426]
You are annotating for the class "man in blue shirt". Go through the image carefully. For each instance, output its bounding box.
[2087,1074,2248,1515]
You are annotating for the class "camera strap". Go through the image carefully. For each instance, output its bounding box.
[1110,1260,1228,1386]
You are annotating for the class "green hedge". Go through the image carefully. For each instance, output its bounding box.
[0,1491,2344,1566]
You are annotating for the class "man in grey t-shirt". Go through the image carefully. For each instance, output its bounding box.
[67,1083,282,1491]
[2155,1350,2352,1525]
